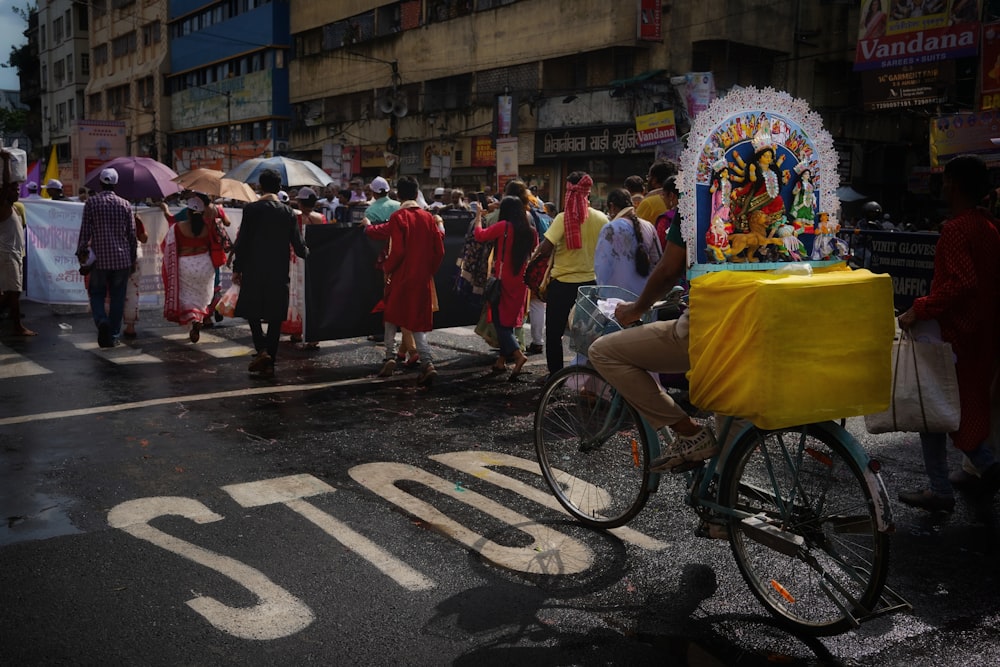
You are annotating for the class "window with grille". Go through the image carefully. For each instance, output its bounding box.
[88,93,102,113]
[476,63,537,105]
[112,32,137,58]
[142,21,161,47]
[93,44,108,66]
[107,84,130,114]
[138,77,155,106]
[424,74,473,112]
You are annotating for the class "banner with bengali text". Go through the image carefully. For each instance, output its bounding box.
[23,200,241,305]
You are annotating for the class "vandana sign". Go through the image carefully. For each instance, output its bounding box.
[854,0,980,72]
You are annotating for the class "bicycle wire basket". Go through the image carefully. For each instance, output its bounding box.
[569,285,643,356]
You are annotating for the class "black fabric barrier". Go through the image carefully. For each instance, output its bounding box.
[303,219,482,341]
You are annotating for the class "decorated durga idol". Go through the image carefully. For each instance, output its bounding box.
[678,87,848,274]
[680,87,894,432]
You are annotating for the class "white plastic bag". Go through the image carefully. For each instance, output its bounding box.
[865,330,961,434]
[1,139,27,182]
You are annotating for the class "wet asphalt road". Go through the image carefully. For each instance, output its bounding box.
[2,301,999,666]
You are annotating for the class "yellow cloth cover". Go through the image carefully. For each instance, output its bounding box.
[688,267,894,429]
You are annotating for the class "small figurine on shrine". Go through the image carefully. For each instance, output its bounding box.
[709,154,733,234]
[790,161,817,235]
[705,215,731,263]
[810,212,849,260]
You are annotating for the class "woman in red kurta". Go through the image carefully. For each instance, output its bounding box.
[473,196,537,378]
[898,155,1000,512]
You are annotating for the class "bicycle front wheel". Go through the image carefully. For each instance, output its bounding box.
[719,422,890,636]
[535,365,652,529]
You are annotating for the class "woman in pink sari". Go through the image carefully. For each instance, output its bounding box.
[162,194,226,342]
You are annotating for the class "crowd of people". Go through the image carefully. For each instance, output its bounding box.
[3,146,998,509]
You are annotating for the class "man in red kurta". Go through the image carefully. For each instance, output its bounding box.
[898,154,1000,512]
[363,175,445,386]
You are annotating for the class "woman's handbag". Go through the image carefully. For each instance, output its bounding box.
[865,330,961,434]
[483,223,508,307]
[474,303,500,348]
[483,276,502,306]
[523,251,553,302]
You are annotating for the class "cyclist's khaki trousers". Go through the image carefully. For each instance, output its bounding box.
[589,317,690,430]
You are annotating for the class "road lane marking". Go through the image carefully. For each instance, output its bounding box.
[0,367,473,426]
[0,346,52,378]
[350,462,594,575]
[431,451,668,551]
[0,379,373,426]
[222,475,434,592]
[107,496,314,640]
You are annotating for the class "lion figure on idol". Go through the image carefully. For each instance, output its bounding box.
[727,209,784,262]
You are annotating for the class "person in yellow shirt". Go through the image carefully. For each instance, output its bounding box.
[528,171,608,376]
[634,159,678,224]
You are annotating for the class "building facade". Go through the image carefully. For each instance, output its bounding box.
[85,0,171,167]
[166,0,292,173]
[287,1,871,205]
[37,0,90,188]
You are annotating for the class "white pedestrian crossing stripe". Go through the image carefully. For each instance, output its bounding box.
[67,334,162,364]
[0,346,52,378]
[160,330,255,358]
[2,323,487,379]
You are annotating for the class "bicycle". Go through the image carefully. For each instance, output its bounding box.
[534,287,909,636]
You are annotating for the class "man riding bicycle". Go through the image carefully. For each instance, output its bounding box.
[588,176,719,472]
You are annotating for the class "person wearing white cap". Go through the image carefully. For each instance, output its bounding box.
[428,186,447,210]
[23,181,40,199]
[45,178,65,200]
[362,175,416,354]
[363,176,399,225]
[74,167,137,347]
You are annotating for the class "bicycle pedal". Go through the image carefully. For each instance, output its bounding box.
[670,460,705,474]
[695,519,729,540]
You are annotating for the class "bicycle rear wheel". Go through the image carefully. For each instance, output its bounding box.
[535,365,652,529]
[719,422,890,636]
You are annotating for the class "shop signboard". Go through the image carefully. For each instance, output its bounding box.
[854,0,980,72]
[635,110,676,148]
[534,126,643,159]
[471,136,496,167]
[860,61,953,110]
[638,0,661,42]
[929,110,1000,167]
[980,20,1000,110]
[71,120,127,189]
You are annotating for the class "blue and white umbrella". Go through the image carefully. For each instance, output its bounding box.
[224,156,333,189]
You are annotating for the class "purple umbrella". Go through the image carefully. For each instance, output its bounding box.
[84,156,182,201]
